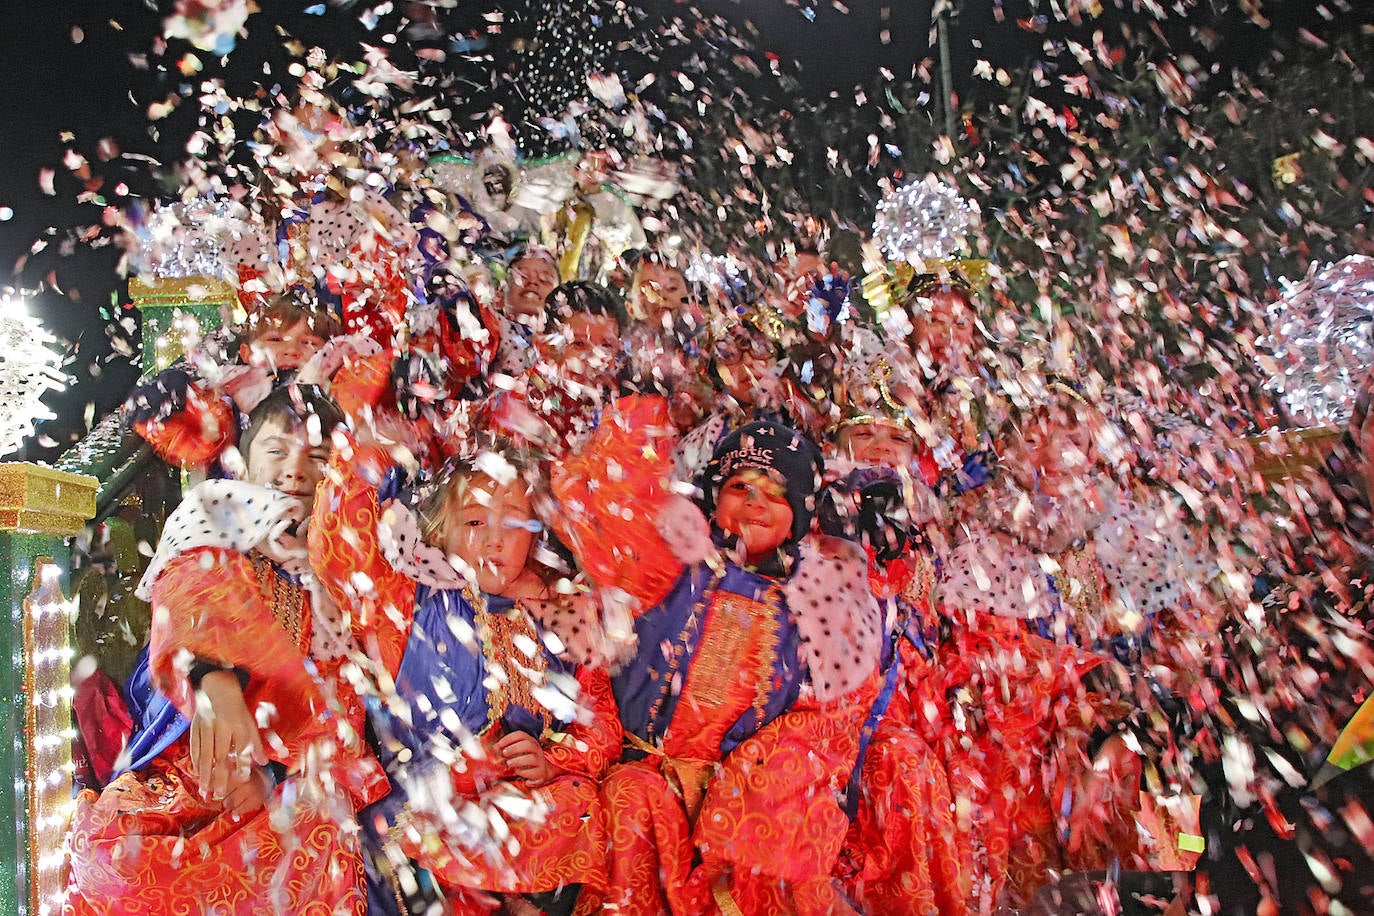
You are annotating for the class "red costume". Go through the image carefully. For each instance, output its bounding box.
[64,482,385,916]
[553,399,881,915]
[835,552,972,915]
[309,437,619,910]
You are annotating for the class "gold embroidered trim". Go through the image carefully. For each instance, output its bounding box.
[250,554,306,651]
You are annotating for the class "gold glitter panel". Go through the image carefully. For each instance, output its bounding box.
[0,464,98,536]
[128,275,236,306]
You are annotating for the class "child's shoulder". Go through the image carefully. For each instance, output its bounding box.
[136,480,295,600]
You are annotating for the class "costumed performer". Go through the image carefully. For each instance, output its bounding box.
[309,427,620,916]
[553,402,881,916]
[65,384,386,915]
[819,395,970,915]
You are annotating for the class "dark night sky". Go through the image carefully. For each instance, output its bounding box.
[0,0,1366,459]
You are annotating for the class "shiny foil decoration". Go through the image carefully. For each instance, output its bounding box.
[1261,255,1374,426]
[132,196,242,280]
[872,174,980,265]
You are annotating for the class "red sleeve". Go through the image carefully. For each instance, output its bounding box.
[330,348,395,420]
[308,434,418,678]
[545,666,622,779]
[337,242,411,346]
[552,394,687,610]
[133,385,235,468]
[148,549,329,763]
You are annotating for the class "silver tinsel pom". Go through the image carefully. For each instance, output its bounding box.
[1260,254,1374,426]
[0,296,66,456]
[872,174,979,264]
[132,197,243,280]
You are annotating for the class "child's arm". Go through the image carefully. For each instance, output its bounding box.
[308,431,422,677]
[149,548,329,767]
[551,394,693,612]
[124,367,236,468]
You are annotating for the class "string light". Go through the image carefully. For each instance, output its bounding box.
[1260,254,1374,426]
[24,561,78,915]
[0,294,67,458]
[872,174,980,265]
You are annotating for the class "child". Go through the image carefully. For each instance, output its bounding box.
[673,308,796,480]
[925,379,1210,908]
[879,274,1003,496]
[65,384,385,915]
[125,292,343,470]
[492,247,560,376]
[502,280,628,452]
[818,398,968,915]
[309,429,620,915]
[554,405,881,915]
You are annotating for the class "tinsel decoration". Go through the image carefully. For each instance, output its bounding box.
[132,197,241,280]
[1260,254,1374,426]
[872,174,979,265]
[0,296,67,457]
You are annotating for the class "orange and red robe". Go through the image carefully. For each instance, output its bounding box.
[899,613,1106,911]
[64,549,383,916]
[836,551,971,916]
[309,438,619,909]
[553,395,878,916]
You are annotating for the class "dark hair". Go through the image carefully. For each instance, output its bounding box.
[543,280,628,331]
[239,384,345,460]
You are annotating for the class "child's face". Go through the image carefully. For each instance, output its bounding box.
[714,469,794,562]
[838,421,917,470]
[633,263,690,322]
[541,313,622,388]
[505,256,559,319]
[443,474,537,597]
[713,334,775,404]
[1005,405,1101,497]
[244,415,331,512]
[908,290,976,368]
[240,318,326,372]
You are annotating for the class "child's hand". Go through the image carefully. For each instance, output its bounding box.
[496,731,554,786]
[191,670,268,800]
[221,366,275,414]
[222,766,275,819]
[297,334,383,386]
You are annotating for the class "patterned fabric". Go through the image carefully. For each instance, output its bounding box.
[64,742,366,916]
[149,551,332,771]
[898,616,1105,910]
[226,191,415,347]
[836,594,970,916]
[310,438,618,900]
[838,716,970,916]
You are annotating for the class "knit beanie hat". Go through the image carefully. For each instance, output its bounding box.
[699,420,824,544]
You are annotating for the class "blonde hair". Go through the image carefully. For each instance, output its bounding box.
[416,445,549,550]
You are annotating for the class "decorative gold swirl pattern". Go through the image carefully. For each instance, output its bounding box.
[63,747,365,915]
